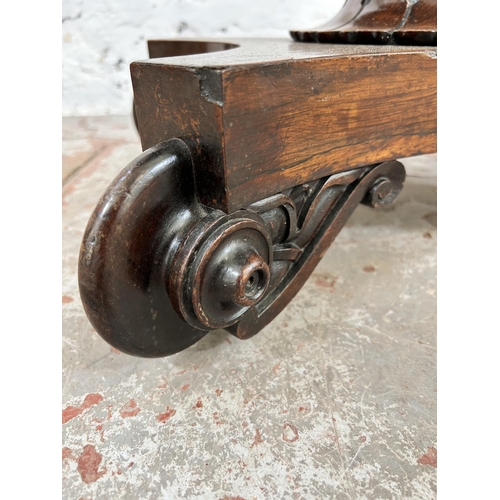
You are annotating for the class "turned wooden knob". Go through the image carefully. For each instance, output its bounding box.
[167,211,273,330]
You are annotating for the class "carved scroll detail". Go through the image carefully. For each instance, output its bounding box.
[228,160,406,339]
[79,139,406,357]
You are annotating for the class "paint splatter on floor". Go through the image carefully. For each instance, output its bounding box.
[418,446,437,467]
[77,445,107,484]
[63,394,103,424]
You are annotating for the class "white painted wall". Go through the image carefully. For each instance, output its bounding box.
[62,0,344,116]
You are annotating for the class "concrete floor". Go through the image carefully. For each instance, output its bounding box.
[62,116,437,499]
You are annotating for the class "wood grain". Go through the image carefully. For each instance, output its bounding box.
[132,39,436,213]
[222,51,436,209]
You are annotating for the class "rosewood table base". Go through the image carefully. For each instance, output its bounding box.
[78,0,436,357]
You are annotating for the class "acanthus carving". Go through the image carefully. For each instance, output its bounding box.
[79,139,406,357]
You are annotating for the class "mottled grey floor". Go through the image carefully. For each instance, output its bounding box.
[62,116,436,499]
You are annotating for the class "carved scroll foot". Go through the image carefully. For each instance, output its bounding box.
[79,140,405,357]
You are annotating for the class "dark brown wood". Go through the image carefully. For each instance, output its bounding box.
[132,39,436,213]
[79,138,405,356]
[79,2,437,357]
[147,40,238,59]
[290,0,437,46]
[78,140,209,357]
[229,160,406,340]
